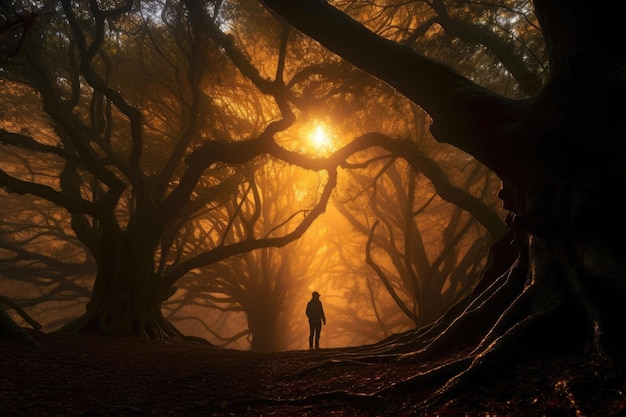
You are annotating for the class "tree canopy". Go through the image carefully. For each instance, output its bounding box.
[3,0,626,410]
[1,0,507,352]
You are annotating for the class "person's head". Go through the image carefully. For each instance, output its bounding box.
[312,291,320,299]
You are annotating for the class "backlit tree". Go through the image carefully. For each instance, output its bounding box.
[261,0,626,407]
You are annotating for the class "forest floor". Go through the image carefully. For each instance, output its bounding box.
[1,331,626,416]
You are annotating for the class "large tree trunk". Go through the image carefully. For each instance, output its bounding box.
[245,292,287,352]
[61,230,180,340]
[507,0,626,364]
[247,313,285,353]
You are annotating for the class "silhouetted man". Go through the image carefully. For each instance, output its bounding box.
[306,291,326,349]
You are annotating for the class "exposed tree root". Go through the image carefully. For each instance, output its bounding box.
[553,378,586,417]
[417,309,556,412]
[58,301,194,343]
[307,252,529,368]
[276,230,626,414]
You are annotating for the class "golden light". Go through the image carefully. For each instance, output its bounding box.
[306,124,335,155]
[311,126,331,148]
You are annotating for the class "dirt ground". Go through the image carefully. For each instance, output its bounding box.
[2,331,625,416]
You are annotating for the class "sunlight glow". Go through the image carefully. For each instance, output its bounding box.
[306,124,335,155]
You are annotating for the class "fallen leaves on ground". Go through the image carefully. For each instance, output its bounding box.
[1,332,624,416]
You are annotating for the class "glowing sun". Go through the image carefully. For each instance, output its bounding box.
[308,125,334,154]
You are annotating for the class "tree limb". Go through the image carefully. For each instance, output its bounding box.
[258,0,526,186]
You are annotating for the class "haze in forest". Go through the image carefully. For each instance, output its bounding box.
[0,0,525,352]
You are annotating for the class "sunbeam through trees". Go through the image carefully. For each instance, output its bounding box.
[2,0,626,415]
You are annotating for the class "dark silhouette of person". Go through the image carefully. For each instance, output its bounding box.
[306,291,326,349]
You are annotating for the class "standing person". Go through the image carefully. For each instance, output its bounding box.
[306,291,326,349]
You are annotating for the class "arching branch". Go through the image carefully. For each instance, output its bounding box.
[258,0,526,184]
[163,167,337,288]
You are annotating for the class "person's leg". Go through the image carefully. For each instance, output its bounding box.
[309,322,315,349]
[314,322,322,349]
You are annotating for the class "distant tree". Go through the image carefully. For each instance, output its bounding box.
[0,194,94,329]
[299,211,411,347]
[338,152,498,329]
[261,0,626,406]
[165,160,330,352]
[0,82,95,330]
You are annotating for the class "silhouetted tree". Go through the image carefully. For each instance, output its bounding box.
[260,0,626,407]
[166,161,327,352]
[0,0,337,339]
[338,151,497,328]
[1,0,494,346]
